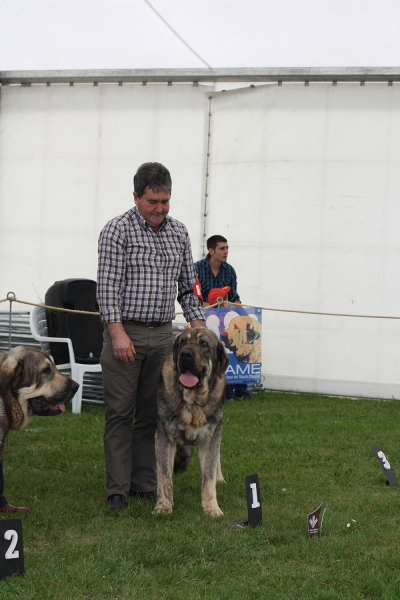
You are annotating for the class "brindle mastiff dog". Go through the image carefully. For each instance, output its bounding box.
[0,346,79,458]
[153,327,229,517]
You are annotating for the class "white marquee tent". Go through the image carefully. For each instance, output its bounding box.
[1,0,400,70]
[1,1,400,400]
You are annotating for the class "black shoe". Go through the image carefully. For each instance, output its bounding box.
[107,494,127,509]
[129,489,156,499]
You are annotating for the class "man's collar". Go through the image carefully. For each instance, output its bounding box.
[133,206,168,232]
[206,254,227,271]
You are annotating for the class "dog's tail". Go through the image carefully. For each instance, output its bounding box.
[173,445,192,474]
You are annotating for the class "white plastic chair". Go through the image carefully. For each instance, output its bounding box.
[29,304,102,414]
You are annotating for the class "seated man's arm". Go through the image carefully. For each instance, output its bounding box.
[178,234,205,327]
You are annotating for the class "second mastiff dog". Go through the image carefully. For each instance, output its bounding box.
[0,346,79,451]
[0,346,79,512]
[153,327,229,517]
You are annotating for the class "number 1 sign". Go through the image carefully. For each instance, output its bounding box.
[245,474,262,527]
[228,474,263,529]
[0,519,24,580]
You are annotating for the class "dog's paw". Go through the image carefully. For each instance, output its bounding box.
[152,503,173,515]
[204,504,223,517]
[216,475,225,484]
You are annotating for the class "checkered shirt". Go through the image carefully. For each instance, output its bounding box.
[194,255,240,303]
[97,207,204,324]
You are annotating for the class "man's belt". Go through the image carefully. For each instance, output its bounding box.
[126,320,169,328]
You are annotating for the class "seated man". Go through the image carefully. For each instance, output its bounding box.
[195,235,250,400]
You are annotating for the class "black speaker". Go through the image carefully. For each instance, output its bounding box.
[45,279,104,365]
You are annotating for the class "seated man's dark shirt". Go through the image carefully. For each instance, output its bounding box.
[195,255,240,303]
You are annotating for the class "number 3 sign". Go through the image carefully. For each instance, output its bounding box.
[372,445,398,487]
[0,519,24,580]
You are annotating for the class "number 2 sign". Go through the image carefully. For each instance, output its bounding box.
[0,519,24,580]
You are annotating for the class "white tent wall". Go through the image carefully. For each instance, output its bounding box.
[1,78,400,399]
[0,81,211,306]
[206,82,400,399]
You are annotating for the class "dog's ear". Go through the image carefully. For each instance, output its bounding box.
[217,340,230,378]
[0,354,26,428]
[173,333,181,366]
[0,354,24,391]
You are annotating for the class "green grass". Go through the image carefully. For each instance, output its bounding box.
[1,391,400,599]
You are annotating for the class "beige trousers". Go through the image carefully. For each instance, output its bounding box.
[101,321,173,499]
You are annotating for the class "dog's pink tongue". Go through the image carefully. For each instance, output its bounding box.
[58,403,66,412]
[179,371,199,388]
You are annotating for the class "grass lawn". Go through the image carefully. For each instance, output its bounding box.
[1,391,400,599]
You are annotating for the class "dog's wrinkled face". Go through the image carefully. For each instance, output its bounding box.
[173,328,229,394]
[0,346,79,424]
[222,316,261,363]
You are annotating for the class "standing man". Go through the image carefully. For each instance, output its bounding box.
[195,235,250,400]
[97,162,204,509]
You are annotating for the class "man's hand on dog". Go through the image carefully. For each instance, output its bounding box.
[190,320,205,328]
[107,323,136,364]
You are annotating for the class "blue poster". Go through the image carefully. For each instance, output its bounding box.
[204,306,262,384]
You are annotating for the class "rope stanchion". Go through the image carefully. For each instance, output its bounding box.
[6,295,100,316]
[3,293,400,321]
[7,292,16,350]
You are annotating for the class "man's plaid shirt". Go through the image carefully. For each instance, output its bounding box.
[194,255,240,303]
[97,207,204,324]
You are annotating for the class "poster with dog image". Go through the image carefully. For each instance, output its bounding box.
[204,307,262,384]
